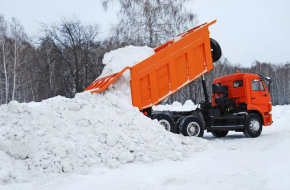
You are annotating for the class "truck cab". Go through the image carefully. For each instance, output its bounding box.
[209,71,273,137]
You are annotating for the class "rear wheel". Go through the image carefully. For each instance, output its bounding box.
[211,130,228,138]
[175,116,185,133]
[179,116,204,137]
[243,113,262,138]
[152,114,174,132]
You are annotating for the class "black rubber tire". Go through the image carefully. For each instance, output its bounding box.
[152,113,175,132]
[175,116,185,134]
[179,116,204,137]
[210,38,222,62]
[243,113,262,138]
[211,130,228,138]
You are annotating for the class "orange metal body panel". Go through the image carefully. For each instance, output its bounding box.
[212,72,272,126]
[85,20,217,110]
[130,20,216,110]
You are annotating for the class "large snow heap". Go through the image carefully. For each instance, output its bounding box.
[0,46,209,184]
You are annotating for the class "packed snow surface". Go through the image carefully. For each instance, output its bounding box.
[153,100,198,111]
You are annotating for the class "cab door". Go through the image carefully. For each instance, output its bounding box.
[250,79,270,112]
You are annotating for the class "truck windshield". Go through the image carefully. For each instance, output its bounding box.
[251,80,265,91]
[252,80,259,91]
[260,81,265,91]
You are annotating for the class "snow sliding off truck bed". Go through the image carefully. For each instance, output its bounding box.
[85,20,273,138]
[85,20,217,110]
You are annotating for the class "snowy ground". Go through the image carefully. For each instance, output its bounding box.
[2,104,289,190]
[1,46,289,189]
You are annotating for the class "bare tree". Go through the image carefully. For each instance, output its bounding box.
[102,0,197,47]
[39,16,103,97]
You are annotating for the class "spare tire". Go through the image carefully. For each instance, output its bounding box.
[210,38,222,62]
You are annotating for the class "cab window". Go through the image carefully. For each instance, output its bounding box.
[233,80,243,88]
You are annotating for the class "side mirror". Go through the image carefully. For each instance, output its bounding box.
[265,77,272,84]
[265,77,272,92]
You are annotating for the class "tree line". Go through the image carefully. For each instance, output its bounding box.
[0,0,289,106]
[0,15,107,103]
[167,60,290,106]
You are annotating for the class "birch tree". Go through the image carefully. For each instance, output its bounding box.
[0,15,9,103]
[10,17,27,101]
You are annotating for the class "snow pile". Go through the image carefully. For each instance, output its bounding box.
[101,45,155,101]
[0,46,209,184]
[153,100,198,111]
[173,35,182,42]
[101,45,154,78]
[271,105,290,127]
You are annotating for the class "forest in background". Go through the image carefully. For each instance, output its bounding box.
[0,0,289,106]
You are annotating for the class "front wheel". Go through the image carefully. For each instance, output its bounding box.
[179,116,204,137]
[212,130,228,138]
[243,113,262,138]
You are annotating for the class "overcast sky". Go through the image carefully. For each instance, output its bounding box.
[0,0,289,67]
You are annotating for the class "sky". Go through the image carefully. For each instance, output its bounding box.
[0,0,289,67]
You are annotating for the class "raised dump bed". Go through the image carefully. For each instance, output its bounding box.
[85,20,217,110]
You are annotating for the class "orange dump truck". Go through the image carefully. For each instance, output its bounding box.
[85,20,273,138]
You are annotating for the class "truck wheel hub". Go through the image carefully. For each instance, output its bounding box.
[187,122,200,136]
[159,119,171,131]
[250,119,260,132]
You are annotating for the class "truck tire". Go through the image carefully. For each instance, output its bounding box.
[210,38,222,62]
[152,113,174,132]
[179,116,204,137]
[175,116,185,133]
[243,113,262,138]
[211,130,228,138]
